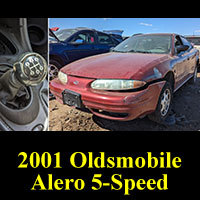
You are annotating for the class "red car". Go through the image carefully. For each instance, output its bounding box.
[50,33,199,124]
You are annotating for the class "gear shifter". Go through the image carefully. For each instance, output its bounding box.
[0,52,47,102]
[14,52,47,86]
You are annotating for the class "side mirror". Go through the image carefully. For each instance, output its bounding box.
[176,45,189,53]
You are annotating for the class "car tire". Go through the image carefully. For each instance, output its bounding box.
[49,60,61,80]
[190,65,198,84]
[148,82,173,124]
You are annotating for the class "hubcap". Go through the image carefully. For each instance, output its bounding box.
[49,64,58,80]
[160,88,171,117]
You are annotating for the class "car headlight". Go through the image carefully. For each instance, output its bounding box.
[91,79,146,90]
[58,71,68,84]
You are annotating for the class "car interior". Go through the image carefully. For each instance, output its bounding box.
[0,18,48,131]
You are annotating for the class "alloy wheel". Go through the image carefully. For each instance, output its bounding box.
[49,64,59,80]
[160,88,171,117]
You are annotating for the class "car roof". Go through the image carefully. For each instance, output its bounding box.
[185,35,200,38]
[60,27,96,32]
[135,33,175,36]
[58,27,117,35]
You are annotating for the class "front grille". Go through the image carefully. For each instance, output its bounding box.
[92,109,128,118]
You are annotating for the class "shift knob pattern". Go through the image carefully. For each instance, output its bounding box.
[13,52,47,86]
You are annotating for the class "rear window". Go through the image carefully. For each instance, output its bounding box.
[97,32,114,44]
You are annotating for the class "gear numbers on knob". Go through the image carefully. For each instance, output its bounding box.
[24,55,44,78]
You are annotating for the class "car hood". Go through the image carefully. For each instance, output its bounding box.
[61,52,170,80]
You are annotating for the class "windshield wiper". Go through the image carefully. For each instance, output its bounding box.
[111,50,127,53]
[112,49,153,54]
[128,50,153,54]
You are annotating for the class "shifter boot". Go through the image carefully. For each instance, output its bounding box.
[0,70,23,102]
[0,52,47,103]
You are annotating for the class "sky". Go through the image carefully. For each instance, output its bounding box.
[49,18,200,37]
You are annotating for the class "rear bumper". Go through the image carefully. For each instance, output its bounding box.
[50,76,165,121]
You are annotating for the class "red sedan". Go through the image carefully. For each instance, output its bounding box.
[50,33,199,124]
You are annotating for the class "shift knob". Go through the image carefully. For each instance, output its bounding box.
[13,52,47,86]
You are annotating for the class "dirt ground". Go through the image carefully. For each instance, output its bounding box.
[49,71,200,131]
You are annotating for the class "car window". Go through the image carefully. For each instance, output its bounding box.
[97,32,114,45]
[70,31,95,44]
[71,33,86,43]
[174,35,183,47]
[186,37,200,45]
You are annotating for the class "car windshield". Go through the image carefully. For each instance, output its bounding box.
[53,29,77,41]
[113,34,172,54]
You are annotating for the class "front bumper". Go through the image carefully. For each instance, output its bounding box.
[50,75,165,121]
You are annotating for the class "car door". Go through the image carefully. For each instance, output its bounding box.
[64,30,96,63]
[173,35,191,88]
[93,32,119,55]
[180,36,197,80]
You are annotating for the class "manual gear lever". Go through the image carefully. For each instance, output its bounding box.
[0,52,47,102]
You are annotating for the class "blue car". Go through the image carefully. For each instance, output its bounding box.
[49,27,120,79]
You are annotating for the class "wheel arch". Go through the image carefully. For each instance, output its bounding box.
[49,54,66,68]
[163,71,175,91]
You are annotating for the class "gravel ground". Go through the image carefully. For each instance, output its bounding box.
[49,71,200,131]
